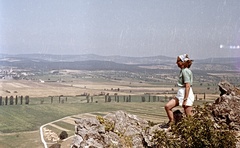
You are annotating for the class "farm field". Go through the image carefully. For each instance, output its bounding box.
[0,100,213,148]
[0,75,219,98]
[0,73,220,147]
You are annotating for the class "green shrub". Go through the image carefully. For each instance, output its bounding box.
[152,129,181,148]
[59,131,68,140]
[96,115,114,132]
[153,104,238,148]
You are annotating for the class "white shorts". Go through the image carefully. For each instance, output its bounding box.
[176,87,195,107]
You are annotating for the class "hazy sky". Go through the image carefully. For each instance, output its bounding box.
[0,0,240,59]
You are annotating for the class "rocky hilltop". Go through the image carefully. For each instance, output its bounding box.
[212,81,240,130]
[71,81,240,147]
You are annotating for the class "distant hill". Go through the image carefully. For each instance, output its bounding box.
[0,53,174,64]
[196,57,240,64]
[0,54,239,71]
[0,59,142,72]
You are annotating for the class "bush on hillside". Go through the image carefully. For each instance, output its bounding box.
[152,104,238,148]
[59,131,68,140]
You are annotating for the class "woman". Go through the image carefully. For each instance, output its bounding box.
[164,54,194,127]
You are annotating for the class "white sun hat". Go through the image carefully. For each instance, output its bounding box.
[178,54,189,62]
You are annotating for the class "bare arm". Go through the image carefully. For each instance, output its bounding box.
[183,83,191,104]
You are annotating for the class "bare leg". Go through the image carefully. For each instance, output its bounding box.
[164,98,179,122]
[183,106,193,116]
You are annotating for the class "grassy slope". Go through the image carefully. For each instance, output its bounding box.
[0,100,210,148]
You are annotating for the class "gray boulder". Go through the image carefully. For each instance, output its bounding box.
[211,81,240,130]
[71,110,168,147]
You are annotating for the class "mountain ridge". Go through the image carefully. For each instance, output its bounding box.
[0,54,239,71]
[1,53,239,64]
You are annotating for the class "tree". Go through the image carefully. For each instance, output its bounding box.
[59,131,68,140]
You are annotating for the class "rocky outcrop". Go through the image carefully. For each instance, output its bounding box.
[211,81,240,130]
[71,110,170,147]
[218,81,240,96]
[71,110,183,148]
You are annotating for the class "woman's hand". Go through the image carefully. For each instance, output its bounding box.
[183,99,187,107]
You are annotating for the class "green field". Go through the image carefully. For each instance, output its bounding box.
[0,74,221,148]
[0,98,213,148]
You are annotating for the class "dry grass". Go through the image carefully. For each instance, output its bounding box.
[0,79,175,97]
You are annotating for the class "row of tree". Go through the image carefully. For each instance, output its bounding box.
[0,95,29,105]
[0,93,206,105]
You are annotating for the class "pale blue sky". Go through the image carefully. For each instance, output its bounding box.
[0,0,240,59]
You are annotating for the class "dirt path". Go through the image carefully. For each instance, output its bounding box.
[40,112,101,148]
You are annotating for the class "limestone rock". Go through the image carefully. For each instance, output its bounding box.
[211,81,240,130]
[71,110,167,147]
[218,80,240,96]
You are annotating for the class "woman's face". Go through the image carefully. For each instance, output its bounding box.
[176,57,183,68]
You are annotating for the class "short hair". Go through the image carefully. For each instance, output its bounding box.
[183,60,193,68]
